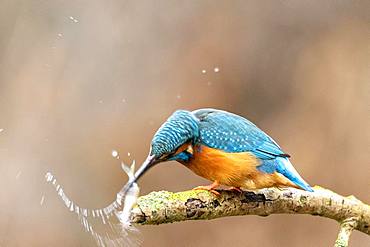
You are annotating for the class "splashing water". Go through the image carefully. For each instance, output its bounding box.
[111,150,118,158]
[69,16,79,23]
[15,171,22,179]
[117,161,140,227]
[45,159,141,247]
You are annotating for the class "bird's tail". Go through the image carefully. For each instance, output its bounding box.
[276,157,314,192]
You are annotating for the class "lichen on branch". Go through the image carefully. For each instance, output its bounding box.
[130,186,370,243]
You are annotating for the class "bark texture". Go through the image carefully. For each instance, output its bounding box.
[130,186,370,244]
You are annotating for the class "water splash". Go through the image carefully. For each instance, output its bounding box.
[45,159,141,247]
[111,150,118,158]
[118,161,139,227]
[69,16,79,23]
[15,171,22,179]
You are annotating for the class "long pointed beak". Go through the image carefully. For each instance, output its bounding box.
[119,154,158,196]
[133,154,158,181]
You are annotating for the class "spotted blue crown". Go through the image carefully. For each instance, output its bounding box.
[150,110,199,158]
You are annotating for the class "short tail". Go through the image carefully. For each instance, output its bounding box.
[276,157,314,192]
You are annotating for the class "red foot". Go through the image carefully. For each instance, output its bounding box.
[192,181,220,196]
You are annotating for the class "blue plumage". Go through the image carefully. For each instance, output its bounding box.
[275,157,313,192]
[193,109,286,156]
[151,110,199,158]
[148,108,313,192]
[193,109,313,191]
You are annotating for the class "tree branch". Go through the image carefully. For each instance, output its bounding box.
[130,186,370,243]
[334,217,359,247]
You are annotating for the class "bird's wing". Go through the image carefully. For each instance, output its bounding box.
[192,109,289,160]
[192,109,314,192]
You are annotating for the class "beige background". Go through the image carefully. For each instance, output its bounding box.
[0,1,369,246]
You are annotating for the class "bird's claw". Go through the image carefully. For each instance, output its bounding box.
[228,187,243,193]
[192,181,220,196]
[192,186,220,196]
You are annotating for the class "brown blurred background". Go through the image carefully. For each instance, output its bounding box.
[0,0,369,246]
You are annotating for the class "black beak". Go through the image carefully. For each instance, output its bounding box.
[120,154,159,195]
[133,154,159,181]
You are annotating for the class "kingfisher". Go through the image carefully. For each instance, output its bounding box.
[128,108,313,195]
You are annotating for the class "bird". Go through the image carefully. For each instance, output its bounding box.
[128,108,313,195]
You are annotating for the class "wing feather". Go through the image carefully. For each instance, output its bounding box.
[192,109,289,159]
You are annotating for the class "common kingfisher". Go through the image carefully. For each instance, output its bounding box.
[128,108,313,194]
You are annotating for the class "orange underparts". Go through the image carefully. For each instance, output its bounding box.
[184,144,298,190]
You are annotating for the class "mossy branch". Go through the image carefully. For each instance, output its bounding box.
[334,217,359,247]
[130,186,369,245]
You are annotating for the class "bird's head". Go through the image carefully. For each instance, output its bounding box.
[132,110,199,182]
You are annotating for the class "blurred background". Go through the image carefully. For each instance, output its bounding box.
[0,0,369,246]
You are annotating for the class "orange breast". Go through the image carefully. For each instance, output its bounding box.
[186,145,260,187]
[185,144,298,189]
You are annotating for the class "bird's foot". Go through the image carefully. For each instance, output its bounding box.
[228,187,243,193]
[192,181,220,196]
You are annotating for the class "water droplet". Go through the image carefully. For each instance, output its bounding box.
[127,152,131,157]
[45,172,53,182]
[69,16,79,23]
[176,94,181,99]
[214,67,220,73]
[98,100,103,104]
[0,129,3,133]
[40,196,45,205]
[111,150,118,158]
[16,171,22,179]
[201,69,207,74]
[122,98,126,103]
[57,33,63,37]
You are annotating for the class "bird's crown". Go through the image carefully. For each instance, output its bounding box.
[150,110,199,158]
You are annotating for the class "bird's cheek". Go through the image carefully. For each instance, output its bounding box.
[170,152,191,163]
[186,145,194,155]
